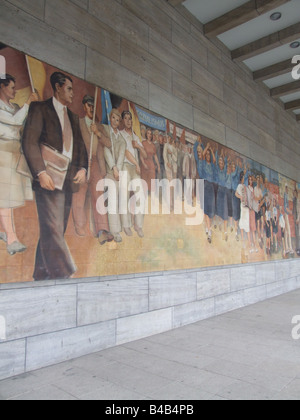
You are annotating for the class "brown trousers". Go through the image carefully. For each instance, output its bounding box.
[72,158,110,236]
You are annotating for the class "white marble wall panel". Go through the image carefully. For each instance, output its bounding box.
[255,263,276,286]
[266,280,286,299]
[0,340,25,381]
[0,286,77,341]
[215,291,245,316]
[116,308,173,345]
[77,279,149,325]
[26,320,116,371]
[230,266,257,292]
[149,273,197,311]
[173,298,215,328]
[197,269,231,300]
[275,261,291,282]
[289,260,299,278]
[244,285,267,306]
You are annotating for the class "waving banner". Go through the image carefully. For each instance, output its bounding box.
[135,105,166,131]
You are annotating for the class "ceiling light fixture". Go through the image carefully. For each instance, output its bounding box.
[270,12,282,21]
[290,41,300,49]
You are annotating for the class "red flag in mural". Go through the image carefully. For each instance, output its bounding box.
[166,119,170,134]
[173,122,177,140]
[180,129,186,145]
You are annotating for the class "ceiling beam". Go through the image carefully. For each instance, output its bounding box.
[204,0,291,38]
[270,80,300,98]
[232,22,300,61]
[253,59,294,82]
[284,99,300,111]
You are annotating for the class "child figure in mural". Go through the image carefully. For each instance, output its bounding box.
[230,159,242,242]
[272,197,279,254]
[279,206,286,257]
[284,184,295,256]
[296,189,300,256]
[0,74,38,255]
[265,202,272,256]
[247,175,258,254]
[292,187,300,256]
[254,174,264,250]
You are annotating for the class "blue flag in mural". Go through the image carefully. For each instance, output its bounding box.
[101,89,112,125]
[135,105,166,131]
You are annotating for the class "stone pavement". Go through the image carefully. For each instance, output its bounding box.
[1,289,300,400]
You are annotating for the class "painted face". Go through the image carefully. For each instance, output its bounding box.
[146,129,152,141]
[84,102,94,120]
[56,79,74,105]
[123,113,132,130]
[110,112,121,130]
[0,80,16,101]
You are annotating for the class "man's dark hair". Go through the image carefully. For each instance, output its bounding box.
[0,74,16,88]
[121,110,132,120]
[50,72,73,92]
[240,171,245,182]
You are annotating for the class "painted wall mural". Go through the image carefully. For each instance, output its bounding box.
[0,44,299,284]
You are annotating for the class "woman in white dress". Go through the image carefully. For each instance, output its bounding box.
[235,171,251,248]
[0,74,37,255]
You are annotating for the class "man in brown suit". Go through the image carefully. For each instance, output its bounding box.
[22,72,88,281]
[72,95,114,245]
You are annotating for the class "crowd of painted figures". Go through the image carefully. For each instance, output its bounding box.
[0,71,299,281]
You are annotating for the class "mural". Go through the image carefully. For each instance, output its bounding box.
[0,44,299,284]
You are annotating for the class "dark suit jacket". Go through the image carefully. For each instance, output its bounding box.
[22,98,88,193]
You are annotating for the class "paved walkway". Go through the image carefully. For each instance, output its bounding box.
[1,289,300,400]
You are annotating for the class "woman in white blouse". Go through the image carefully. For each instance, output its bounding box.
[0,74,37,255]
